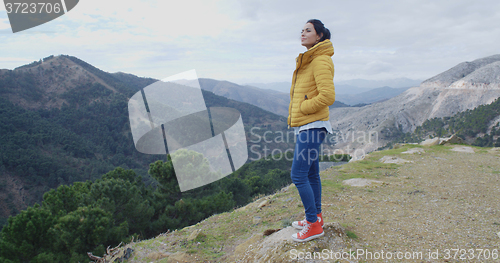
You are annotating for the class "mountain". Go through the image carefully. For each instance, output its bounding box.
[329,54,500,157]
[247,78,422,94]
[199,79,292,117]
[244,81,292,93]
[335,77,422,90]
[246,79,421,108]
[336,86,410,106]
[200,78,351,117]
[0,55,294,225]
[391,93,500,147]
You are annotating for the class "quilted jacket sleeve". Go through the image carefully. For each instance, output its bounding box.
[300,55,335,115]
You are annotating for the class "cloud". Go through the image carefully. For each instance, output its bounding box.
[0,0,499,83]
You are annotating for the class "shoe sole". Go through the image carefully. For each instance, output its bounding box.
[291,231,324,242]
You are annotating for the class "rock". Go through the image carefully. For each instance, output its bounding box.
[187,229,206,242]
[402,148,425,154]
[343,178,383,187]
[420,137,440,146]
[258,200,268,208]
[439,134,465,145]
[379,156,412,164]
[253,216,262,225]
[167,252,190,263]
[236,224,348,262]
[280,185,291,192]
[421,135,465,147]
[349,154,366,162]
[450,146,475,153]
[497,232,500,239]
[323,222,347,237]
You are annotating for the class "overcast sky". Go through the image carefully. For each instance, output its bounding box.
[1,0,499,84]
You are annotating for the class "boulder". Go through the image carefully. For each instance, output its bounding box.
[258,200,268,208]
[187,229,206,242]
[167,252,190,263]
[439,134,465,145]
[402,148,425,154]
[420,137,440,146]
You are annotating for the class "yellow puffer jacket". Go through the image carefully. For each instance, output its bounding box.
[287,39,335,127]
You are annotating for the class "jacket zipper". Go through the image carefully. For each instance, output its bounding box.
[289,53,304,128]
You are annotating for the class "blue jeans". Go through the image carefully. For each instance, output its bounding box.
[291,128,327,223]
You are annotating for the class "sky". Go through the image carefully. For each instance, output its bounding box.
[1,0,499,85]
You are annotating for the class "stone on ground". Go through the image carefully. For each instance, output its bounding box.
[343,178,383,187]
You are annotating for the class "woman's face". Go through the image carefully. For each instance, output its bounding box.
[301,23,321,50]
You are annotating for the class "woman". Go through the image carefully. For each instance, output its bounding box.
[288,19,335,242]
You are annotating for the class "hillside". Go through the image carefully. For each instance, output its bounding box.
[329,54,500,158]
[0,55,294,226]
[390,96,500,148]
[99,144,500,262]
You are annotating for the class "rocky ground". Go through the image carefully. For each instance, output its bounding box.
[95,144,500,263]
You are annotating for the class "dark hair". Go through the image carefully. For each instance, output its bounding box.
[307,19,331,42]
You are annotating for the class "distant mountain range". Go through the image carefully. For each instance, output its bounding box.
[333,86,410,106]
[199,79,350,117]
[201,79,416,117]
[246,77,422,94]
[241,78,422,111]
[328,54,500,157]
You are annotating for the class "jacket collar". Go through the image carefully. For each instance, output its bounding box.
[296,39,334,66]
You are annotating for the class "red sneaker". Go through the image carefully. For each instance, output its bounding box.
[292,220,324,242]
[292,213,323,230]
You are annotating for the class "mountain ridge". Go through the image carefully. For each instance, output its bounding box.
[247,78,422,94]
[422,54,500,87]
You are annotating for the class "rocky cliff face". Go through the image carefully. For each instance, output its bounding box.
[329,55,500,157]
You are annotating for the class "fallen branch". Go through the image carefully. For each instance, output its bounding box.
[88,240,134,263]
